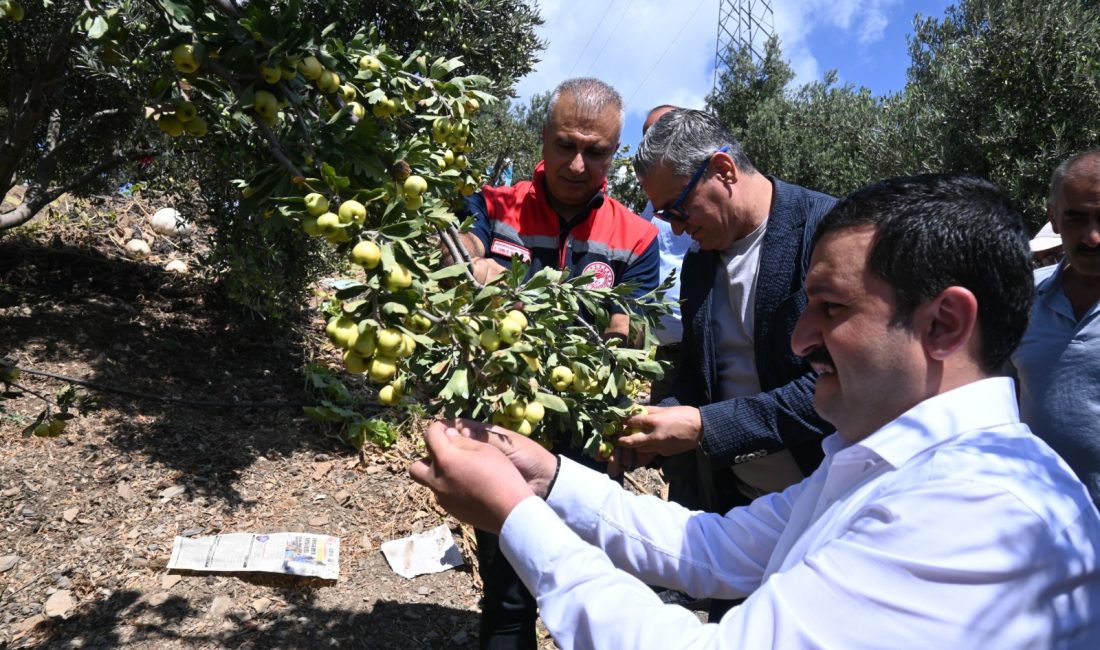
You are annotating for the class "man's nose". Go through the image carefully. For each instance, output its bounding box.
[790,310,820,358]
[670,220,688,236]
[568,152,586,175]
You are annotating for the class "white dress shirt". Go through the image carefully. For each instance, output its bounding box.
[500,378,1100,649]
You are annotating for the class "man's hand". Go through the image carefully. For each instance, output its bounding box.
[471,257,507,284]
[617,405,704,457]
[409,421,536,533]
[448,419,560,497]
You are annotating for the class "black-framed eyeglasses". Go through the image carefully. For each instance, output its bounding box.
[652,145,730,223]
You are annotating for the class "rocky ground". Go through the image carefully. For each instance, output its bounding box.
[0,198,669,649]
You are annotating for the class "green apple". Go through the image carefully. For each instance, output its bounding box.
[432,118,451,144]
[406,313,432,334]
[479,329,501,352]
[549,365,574,391]
[304,192,330,217]
[338,200,367,225]
[328,316,359,348]
[340,84,358,101]
[505,309,528,329]
[402,175,428,199]
[348,101,366,120]
[358,54,382,72]
[302,217,322,237]
[315,211,341,234]
[368,356,398,383]
[595,440,615,461]
[47,419,67,436]
[404,194,423,211]
[343,350,369,374]
[383,265,413,291]
[253,90,278,120]
[378,383,401,405]
[4,0,24,22]
[397,333,416,358]
[184,117,207,137]
[351,240,381,268]
[504,399,526,422]
[260,65,282,84]
[298,56,323,80]
[514,419,533,436]
[353,327,376,357]
[0,366,21,383]
[316,70,340,93]
[372,97,397,118]
[464,96,480,114]
[158,115,184,137]
[171,43,199,73]
[174,100,197,122]
[280,63,297,81]
[523,401,545,424]
[497,316,523,344]
[375,328,404,356]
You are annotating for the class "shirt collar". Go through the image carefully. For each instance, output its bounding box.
[826,377,1021,468]
[1035,260,1065,296]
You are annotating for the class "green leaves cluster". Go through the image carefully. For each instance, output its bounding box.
[706,0,1100,230]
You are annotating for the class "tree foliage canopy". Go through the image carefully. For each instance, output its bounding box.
[706,0,1100,229]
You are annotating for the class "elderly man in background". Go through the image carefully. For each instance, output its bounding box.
[1012,149,1100,509]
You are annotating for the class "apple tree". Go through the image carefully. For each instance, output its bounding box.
[46,0,672,457]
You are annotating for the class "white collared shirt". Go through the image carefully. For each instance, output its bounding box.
[500,378,1100,649]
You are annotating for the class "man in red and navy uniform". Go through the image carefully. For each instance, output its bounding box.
[457,77,658,650]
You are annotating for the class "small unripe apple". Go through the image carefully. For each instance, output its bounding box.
[353,327,377,357]
[298,56,323,80]
[368,356,398,383]
[514,419,533,436]
[479,329,501,352]
[343,350,369,374]
[359,54,382,72]
[253,90,278,119]
[402,175,428,199]
[174,100,197,122]
[302,217,322,237]
[184,116,207,137]
[375,328,404,356]
[383,265,413,292]
[315,211,341,234]
[549,365,574,391]
[171,44,200,74]
[260,65,282,84]
[406,313,432,334]
[378,383,402,405]
[505,309,528,329]
[304,192,330,217]
[316,70,341,93]
[497,316,523,344]
[504,400,526,422]
[397,333,416,358]
[158,115,184,137]
[338,200,367,224]
[351,240,381,268]
[348,101,366,119]
[340,83,358,101]
[523,401,545,424]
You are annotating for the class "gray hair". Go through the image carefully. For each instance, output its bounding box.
[1049,149,1100,207]
[634,109,756,178]
[544,77,624,139]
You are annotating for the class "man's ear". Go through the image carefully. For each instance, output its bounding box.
[1048,204,1061,234]
[712,151,738,183]
[921,286,979,361]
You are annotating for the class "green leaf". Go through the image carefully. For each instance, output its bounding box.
[88,16,109,40]
[534,392,568,413]
[429,263,469,280]
[439,368,469,400]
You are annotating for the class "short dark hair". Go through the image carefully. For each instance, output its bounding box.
[813,173,1033,373]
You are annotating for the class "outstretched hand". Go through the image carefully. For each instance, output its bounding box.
[617,405,704,458]
[408,420,558,533]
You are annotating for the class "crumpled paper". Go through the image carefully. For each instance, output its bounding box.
[380,524,465,579]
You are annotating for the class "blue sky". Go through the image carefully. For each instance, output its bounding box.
[513,0,955,152]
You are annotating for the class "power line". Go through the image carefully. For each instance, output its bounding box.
[625,0,710,107]
[568,0,620,77]
[584,0,635,75]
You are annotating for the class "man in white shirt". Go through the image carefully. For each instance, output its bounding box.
[410,173,1100,649]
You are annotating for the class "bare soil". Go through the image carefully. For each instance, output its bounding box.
[0,200,666,649]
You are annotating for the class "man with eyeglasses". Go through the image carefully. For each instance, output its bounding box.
[621,109,836,529]
[454,77,660,650]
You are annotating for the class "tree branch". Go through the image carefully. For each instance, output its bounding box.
[0,148,158,231]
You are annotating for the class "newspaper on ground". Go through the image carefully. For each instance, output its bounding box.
[167,532,339,580]
[380,523,465,579]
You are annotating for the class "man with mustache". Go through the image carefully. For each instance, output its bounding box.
[411,173,1100,648]
[1012,149,1100,509]
[620,109,836,522]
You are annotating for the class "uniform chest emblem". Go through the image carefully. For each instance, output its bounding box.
[582,261,615,289]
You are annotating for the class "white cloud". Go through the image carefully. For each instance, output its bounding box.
[512,0,913,147]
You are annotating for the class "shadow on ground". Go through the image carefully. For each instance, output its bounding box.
[1,238,346,506]
[23,590,479,649]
